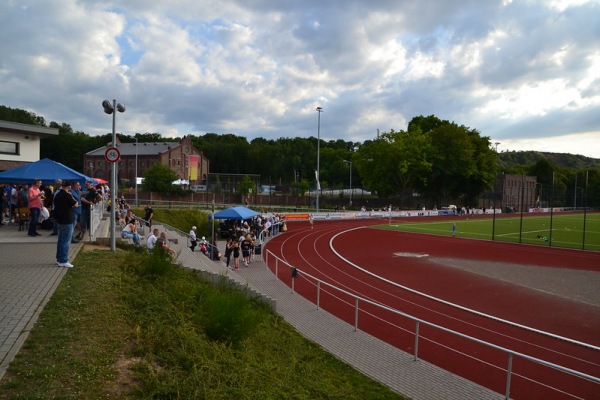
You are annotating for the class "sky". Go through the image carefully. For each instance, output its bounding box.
[1,0,599,158]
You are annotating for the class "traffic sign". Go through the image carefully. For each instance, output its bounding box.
[105,147,120,163]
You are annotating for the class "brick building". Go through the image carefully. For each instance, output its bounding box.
[83,136,209,187]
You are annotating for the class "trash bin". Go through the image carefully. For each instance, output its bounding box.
[255,244,262,255]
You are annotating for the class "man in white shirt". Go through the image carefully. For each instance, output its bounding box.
[147,228,159,251]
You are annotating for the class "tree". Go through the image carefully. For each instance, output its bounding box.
[354,129,432,203]
[354,137,397,198]
[239,175,254,196]
[405,116,499,206]
[142,163,178,194]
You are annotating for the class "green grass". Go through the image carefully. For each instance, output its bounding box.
[379,212,600,251]
[0,248,404,399]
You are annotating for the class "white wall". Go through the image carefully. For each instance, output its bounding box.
[0,131,41,162]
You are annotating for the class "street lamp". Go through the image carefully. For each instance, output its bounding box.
[494,142,500,152]
[343,159,352,207]
[102,99,126,252]
[316,106,323,213]
[134,137,138,207]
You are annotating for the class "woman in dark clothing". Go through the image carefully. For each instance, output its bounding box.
[224,238,233,268]
[232,239,240,270]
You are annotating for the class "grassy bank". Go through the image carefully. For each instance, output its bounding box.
[0,247,404,399]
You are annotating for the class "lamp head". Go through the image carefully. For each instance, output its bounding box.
[102,100,114,114]
[116,103,126,113]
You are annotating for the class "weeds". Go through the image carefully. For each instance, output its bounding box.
[0,247,403,399]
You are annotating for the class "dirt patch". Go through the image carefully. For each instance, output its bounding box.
[81,243,112,252]
[106,356,142,397]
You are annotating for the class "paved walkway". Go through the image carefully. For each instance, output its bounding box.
[0,218,502,399]
[0,222,82,382]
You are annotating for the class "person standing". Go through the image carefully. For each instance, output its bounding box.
[3,184,15,224]
[232,238,240,270]
[224,238,233,268]
[27,179,44,237]
[50,179,63,235]
[70,181,83,243]
[9,185,18,224]
[79,180,99,240]
[18,184,29,208]
[0,184,5,226]
[53,180,78,268]
[144,203,154,228]
[452,223,457,238]
[241,234,251,266]
[189,226,197,252]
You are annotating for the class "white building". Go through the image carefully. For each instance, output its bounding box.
[0,120,58,171]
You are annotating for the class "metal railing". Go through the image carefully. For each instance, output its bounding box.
[264,249,600,399]
[88,200,105,242]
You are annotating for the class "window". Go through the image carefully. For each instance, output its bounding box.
[0,140,19,155]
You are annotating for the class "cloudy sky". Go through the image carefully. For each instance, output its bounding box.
[1,0,599,158]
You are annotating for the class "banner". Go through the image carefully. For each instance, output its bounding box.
[315,169,321,191]
[189,155,199,180]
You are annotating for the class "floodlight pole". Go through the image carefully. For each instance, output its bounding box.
[110,101,117,251]
[103,99,126,252]
[135,137,138,207]
[316,106,322,213]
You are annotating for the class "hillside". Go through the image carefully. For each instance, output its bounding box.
[498,151,600,170]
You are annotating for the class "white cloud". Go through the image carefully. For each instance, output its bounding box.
[0,0,599,158]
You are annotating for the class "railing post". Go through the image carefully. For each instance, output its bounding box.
[354,298,359,332]
[505,353,513,400]
[265,250,268,271]
[275,258,278,281]
[414,321,420,361]
[317,281,321,310]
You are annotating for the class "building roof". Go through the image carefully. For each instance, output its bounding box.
[85,142,181,157]
[0,120,58,138]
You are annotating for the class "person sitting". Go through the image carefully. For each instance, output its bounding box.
[208,240,221,261]
[124,209,136,225]
[121,219,142,246]
[199,236,209,254]
[147,228,159,251]
[155,231,176,259]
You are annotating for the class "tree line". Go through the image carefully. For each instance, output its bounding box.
[1,105,598,208]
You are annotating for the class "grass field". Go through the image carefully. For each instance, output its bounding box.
[381,212,600,251]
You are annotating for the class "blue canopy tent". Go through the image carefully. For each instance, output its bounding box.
[212,206,259,220]
[209,206,260,247]
[0,158,91,186]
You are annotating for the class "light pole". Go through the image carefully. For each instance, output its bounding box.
[343,159,352,207]
[102,99,126,252]
[134,137,138,207]
[316,106,323,213]
[494,142,500,152]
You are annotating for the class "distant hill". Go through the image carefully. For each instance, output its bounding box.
[498,151,600,170]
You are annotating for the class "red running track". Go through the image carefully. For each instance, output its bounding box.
[264,218,600,400]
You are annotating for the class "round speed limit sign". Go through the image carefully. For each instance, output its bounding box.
[105,147,121,163]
